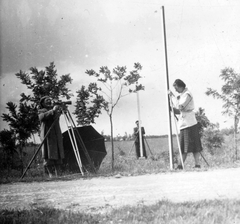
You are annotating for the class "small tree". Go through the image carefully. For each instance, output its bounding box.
[206,67,240,159]
[195,107,224,155]
[1,102,39,172]
[74,63,144,170]
[195,107,211,137]
[202,123,224,155]
[1,62,73,172]
[0,129,17,171]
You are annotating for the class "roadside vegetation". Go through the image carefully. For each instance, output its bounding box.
[1,199,240,224]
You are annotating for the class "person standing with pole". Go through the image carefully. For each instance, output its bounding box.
[171,79,203,169]
[133,120,147,159]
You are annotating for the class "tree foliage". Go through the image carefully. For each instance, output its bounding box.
[74,63,144,125]
[206,67,240,117]
[195,107,211,137]
[74,63,144,170]
[16,62,73,104]
[195,107,224,154]
[0,129,16,169]
[206,67,240,159]
[1,62,73,170]
[202,123,224,155]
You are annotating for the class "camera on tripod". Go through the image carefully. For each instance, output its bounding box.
[54,100,72,106]
[54,100,72,111]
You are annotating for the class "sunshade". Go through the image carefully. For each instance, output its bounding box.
[62,125,107,172]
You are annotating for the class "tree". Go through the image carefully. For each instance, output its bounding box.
[195,107,224,155]
[0,129,17,170]
[16,61,73,104]
[195,107,211,137]
[1,62,73,171]
[202,123,224,155]
[1,102,40,172]
[206,67,240,159]
[74,63,144,170]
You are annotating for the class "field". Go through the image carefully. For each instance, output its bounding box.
[98,134,238,176]
[1,134,237,182]
[1,134,240,223]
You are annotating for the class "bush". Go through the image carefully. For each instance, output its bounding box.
[202,124,224,155]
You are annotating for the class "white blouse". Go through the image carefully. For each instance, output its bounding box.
[176,88,197,130]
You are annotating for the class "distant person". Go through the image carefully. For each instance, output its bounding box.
[171,79,203,169]
[38,96,65,178]
[133,120,147,159]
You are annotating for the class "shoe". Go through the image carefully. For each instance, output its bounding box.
[175,165,183,170]
[194,165,201,168]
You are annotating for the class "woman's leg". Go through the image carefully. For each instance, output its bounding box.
[193,152,200,167]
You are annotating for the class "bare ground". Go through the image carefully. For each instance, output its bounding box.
[1,167,240,214]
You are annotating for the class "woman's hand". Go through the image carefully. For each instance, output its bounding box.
[173,107,180,115]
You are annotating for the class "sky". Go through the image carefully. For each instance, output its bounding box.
[1,0,240,141]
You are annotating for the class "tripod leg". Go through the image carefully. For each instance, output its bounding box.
[63,113,84,175]
[200,152,210,166]
[128,139,136,155]
[66,110,96,173]
[170,97,184,169]
[20,114,61,181]
[144,137,153,155]
[66,112,84,174]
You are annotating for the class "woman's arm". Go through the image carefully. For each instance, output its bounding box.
[178,93,192,111]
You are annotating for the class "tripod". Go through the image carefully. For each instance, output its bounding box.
[128,136,153,156]
[20,107,96,180]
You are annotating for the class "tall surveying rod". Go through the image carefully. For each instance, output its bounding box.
[161,6,174,169]
[136,90,144,158]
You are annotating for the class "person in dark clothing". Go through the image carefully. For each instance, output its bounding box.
[133,120,147,159]
[38,96,65,178]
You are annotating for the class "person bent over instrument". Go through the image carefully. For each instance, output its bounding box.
[38,96,65,178]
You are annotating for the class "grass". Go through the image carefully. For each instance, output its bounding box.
[1,199,240,224]
[1,135,240,223]
[1,134,239,182]
[98,135,240,177]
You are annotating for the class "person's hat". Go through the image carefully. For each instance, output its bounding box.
[39,96,50,108]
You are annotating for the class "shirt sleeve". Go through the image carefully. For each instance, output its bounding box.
[178,93,192,111]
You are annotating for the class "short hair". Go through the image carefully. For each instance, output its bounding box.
[39,96,50,108]
[173,79,186,88]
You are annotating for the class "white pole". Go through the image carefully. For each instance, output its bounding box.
[161,6,174,169]
[137,90,143,157]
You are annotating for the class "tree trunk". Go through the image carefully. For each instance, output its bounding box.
[234,115,239,160]
[109,114,114,171]
[19,141,25,174]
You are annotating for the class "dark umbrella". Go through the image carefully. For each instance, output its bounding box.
[62,125,107,172]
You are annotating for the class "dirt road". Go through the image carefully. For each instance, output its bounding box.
[1,167,240,213]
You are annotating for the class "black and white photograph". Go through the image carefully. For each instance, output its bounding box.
[1,0,240,223]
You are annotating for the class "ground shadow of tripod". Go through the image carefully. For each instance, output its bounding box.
[20,107,96,181]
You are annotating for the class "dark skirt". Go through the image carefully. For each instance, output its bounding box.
[180,123,203,154]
